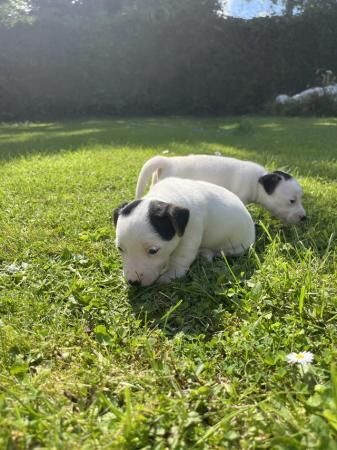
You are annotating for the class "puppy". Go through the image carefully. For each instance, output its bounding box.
[135,155,306,224]
[114,177,255,286]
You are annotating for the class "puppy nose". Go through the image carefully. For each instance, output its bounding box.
[300,215,307,222]
[128,280,141,287]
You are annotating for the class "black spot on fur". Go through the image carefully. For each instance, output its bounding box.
[148,201,190,241]
[258,173,283,195]
[273,170,292,180]
[113,200,142,226]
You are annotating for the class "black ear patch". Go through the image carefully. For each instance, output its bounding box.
[113,200,142,226]
[258,173,283,195]
[273,170,292,180]
[169,205,190,237]
[120,200,142,216]
[113,202,128,226]
[148,200,190,241]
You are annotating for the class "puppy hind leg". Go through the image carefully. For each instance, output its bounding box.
[218,240,248,257]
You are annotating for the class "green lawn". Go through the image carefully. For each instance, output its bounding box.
[0,116,337,449]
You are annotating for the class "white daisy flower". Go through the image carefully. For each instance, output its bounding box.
[286,351,314,365]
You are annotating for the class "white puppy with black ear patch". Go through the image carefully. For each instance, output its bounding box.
[135,155,306,224]
[114,177,255,286]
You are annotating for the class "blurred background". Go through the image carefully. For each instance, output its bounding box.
[0,0,336,120]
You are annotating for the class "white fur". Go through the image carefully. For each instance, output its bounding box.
[116,177,255,286]
[135,155,306,224]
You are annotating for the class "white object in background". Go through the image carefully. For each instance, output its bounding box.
[276,84,337,104]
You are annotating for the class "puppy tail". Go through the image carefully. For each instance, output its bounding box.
[135,156,169,198]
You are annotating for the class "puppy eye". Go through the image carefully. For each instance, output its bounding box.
[290,199,296,205]
[148,248,159,255]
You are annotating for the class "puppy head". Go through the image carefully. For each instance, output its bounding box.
[113,199,189,286]
[258,171,306,224]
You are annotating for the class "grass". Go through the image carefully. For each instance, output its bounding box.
[0,116,337,449]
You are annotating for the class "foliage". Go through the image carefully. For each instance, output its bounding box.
[314,69,337,87]
[0,1,337,118]
[268,0,337,16]
[0,0,32,25]
[1,116,337,448]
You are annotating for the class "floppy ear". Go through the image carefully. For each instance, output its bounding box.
[168,205,190,237]
[258,173,282,195]
[113,202,128,226]
[273,170,292,180]
[148,200,190,240]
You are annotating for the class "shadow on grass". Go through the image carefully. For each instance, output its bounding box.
[0,117,235,159]
[1,116,337,181]
[125,198,336,338]
[127,226,270,338]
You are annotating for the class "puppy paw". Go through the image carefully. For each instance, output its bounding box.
[158,272,175,284]
[158,267,188,284]
[198,248,215,262]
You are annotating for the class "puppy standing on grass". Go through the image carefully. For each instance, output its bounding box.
[114,177,255,286]
[135,155,306,224]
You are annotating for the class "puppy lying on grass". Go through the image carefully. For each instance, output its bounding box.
[135,155,306,224]
[114,177,255,286]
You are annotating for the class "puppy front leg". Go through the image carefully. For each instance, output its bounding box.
[158,267,188,284]
[158,239,201,284]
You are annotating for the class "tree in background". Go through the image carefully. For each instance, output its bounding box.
[0,0,336,118]
[0,0,222,22]
[271,0,337,17]
[241,0,337,17]
[0,0,32,25]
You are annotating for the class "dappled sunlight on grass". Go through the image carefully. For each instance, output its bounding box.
[1,116,337,181]
[217,123,238,130]
[258,122,286,131]
[0,128,103,146]
[49,128,103,137]
[196,142,259,160]
[313,119,337,126]
[0,132,48,143]
[0,121,59,128]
